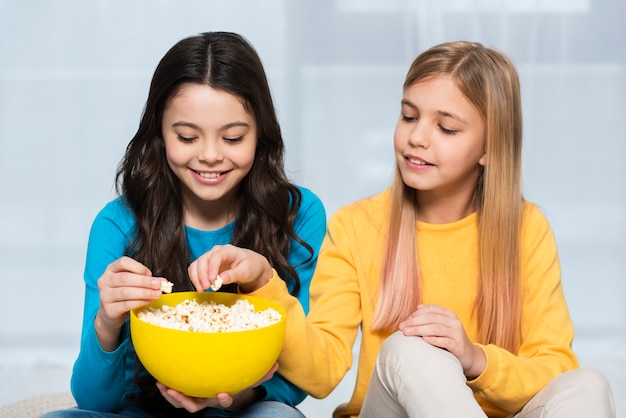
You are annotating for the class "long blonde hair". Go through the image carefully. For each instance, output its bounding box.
[371,41,524,352]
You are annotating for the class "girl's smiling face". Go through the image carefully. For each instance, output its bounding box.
[162,83,257,228]
[394,74,486,209]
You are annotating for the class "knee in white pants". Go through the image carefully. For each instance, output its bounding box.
[562,368,615,415]
[378,330,463,377]
[369,331,486,418]
[516,368,616,418]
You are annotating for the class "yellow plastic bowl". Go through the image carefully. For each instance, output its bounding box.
[130,291,286,398]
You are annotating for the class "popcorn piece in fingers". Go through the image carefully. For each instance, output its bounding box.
[210,275,223,291]
[160,279,174,294]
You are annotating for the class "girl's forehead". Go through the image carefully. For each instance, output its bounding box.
[403,75,482,125]
[404,75,465,105]
[409,73,456,91]
[166,85,246,113]
[168,83,239,105]
[163,84,255,131]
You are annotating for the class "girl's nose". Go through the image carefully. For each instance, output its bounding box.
[408,122,429,148]
[198,139,223,162]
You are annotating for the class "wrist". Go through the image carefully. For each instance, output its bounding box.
[94,312,123,352]
[466,344,487,380]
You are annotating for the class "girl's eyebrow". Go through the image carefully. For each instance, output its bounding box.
[402,99,468,124]
[172,121,201,129]
[401,99,417,110]
[435,110,468,124]
[171,121,251,130]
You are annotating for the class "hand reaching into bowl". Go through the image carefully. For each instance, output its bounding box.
[155,362,278,413]
[96,256,170,351]
[188,244,274,294]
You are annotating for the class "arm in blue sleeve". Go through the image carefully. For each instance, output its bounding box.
[71,325,130,411]
[71,200,136,411]
[259,187,327,405]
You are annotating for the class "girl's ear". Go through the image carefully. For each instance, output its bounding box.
[478,152,487,166]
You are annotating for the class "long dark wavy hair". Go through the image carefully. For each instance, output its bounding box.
[118,32,313,413]
[117,31,312,293]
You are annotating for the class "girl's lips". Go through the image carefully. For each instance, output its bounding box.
[190,168,228,183]
[406,155,434,168]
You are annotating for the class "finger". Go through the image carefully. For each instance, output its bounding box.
[204,245,236,280]
[156,382,182,408]
[101,273,163,300]
[216,392,234,408]
[214,261,247,286]
[109,256,152,276]
[190,246,229,290]
[98,278,165,324]
[157,384,207,413]
[187,261,205,292]
[218,250,272,288]
[102,257,166,297]
[407,308,458,330]
[401,322,451,338]
[416,303,457,319]
[421,335,454,350]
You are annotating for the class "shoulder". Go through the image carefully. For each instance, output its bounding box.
[294,185,326,220]
[333,189,390,221]
[91,196,136,236]
[85,196,137,262]
[327,189,390,237]
[522,201,552,231]
[319,190,390,259]
[521,201,557,248]
[296,185,324,209]
[98,196,131,215]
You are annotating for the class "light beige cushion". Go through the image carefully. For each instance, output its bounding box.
[0,392,76,417]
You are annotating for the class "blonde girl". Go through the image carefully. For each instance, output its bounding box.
[187,41,616,417]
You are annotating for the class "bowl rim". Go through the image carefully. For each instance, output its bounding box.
[130,291,287,335]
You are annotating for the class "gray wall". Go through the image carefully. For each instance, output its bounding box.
[1,0,624,366]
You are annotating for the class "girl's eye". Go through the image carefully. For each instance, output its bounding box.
[401,113,417,122]
[224,136,244,143]
[439,126,457,135]
[177,135,196,143]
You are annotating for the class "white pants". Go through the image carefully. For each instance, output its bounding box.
[360,331,616,418]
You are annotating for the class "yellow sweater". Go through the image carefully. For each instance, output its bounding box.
[252,189,578,418]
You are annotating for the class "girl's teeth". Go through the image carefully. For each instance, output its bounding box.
[409,158,426,165]
[199,172,219,179]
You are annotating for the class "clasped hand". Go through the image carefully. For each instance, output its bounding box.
[399,304,486,379]
[156,363,278,412]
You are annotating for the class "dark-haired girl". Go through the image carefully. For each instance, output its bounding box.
[43,31,325,418]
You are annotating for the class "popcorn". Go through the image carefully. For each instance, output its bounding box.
[137,298,281,332]
[160,280,174,293]
[210,275,223,291]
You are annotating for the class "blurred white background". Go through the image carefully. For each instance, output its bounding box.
[0,0,624,415]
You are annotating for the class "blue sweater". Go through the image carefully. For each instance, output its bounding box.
[71,186,326,412]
